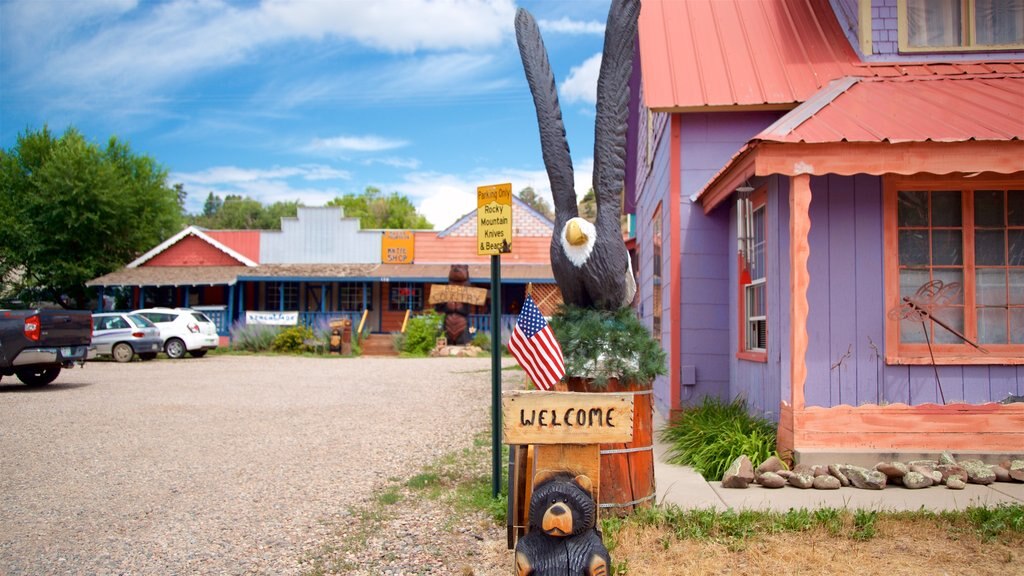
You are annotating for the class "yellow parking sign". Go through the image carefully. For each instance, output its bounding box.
[477,183,513,255]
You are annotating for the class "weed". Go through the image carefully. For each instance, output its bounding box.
[852,509,877,540]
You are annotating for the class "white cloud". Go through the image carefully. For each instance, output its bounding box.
[560,53,602,105]
[307,135,409,154]
[5,0,517,102]
[172,164,351,212]
[539,18,604,35]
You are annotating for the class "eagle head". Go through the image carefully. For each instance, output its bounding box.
[560,217,596,268]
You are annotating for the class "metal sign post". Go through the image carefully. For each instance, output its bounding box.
[478,182,513,498]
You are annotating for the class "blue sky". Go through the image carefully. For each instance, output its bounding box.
[1,0,615,231]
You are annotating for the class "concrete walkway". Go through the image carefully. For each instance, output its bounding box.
[652,421,1024,513]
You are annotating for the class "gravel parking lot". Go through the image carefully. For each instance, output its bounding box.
[0,355,509,575]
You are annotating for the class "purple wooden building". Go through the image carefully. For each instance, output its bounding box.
[627,0,1023,459]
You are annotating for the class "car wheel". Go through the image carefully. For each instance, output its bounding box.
[139,353,157,361]
[189,349,208,358]
[112,342,135,363]
[15,366,61,386]
[165,338,186,359]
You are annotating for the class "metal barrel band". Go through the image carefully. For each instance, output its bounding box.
[598,493,657,509]
[599,445,653,455]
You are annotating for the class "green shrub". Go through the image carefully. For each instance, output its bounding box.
[661,396,779,481]
[230,322,279,352]
[400,311,443,356]
[470,331,491,350]
[271,325,314,353]
[548,305,666,388]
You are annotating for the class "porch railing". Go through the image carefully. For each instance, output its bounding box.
[468,313,518,343]
[298,311,363,332]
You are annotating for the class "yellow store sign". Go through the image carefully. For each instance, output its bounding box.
[477,182,512,255]
[381,230,414,264]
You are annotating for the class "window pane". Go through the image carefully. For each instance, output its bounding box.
[931,304,965,344]
[977,307,1008,344]
[907,0,962,47]
[900,268,931,301]
[901,317,927,343]
[1011,270,1024,305]
[898,190,928,226]
[974,0,1024,46]
[1008,190,1024,226]
[931,191,962,226]
[975,230,1005,266]
[1009,230,1024,266]
[974,190,1004,227]
[1011,309,1024,344]
[932,268,964,305]
[931,229,962,265]
[976,269,1007,306]
[899,230,929,265]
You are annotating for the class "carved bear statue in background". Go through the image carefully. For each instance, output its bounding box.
[515,473,610,576]
[437,264,472,345]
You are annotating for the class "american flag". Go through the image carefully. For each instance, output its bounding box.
[508,295,565,391]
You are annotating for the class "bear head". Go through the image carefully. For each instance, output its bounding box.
[528,473,597,538]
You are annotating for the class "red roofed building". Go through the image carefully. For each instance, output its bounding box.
[628,0,1023,461]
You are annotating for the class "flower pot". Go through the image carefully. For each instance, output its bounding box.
[565,377,655,515]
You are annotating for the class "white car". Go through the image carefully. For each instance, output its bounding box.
[133,307,219,359]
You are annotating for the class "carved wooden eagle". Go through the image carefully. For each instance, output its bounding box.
[516,0,639,311]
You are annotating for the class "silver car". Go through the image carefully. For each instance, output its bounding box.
[90,312,163,363]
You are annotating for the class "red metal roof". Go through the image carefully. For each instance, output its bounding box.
[759,75,1024,144]
[638,0,861,110]
[206,230,261,263]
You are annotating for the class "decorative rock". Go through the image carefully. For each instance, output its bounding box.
[828,464,850,487]
[755,456,788,478]
[875,462,908,481]
[777,470,795,480]
[792,463,815,476]
[812,465,830,477]
[946,476,967,490]
[991,465,1010,483]
[908,460,938,468]
[722,455,755,488]
[758,471,787,489]
[960,460,996,485]
[788,473,814,489]
[1010,460,1024,482]
[902,471,932,489]
[938,452,957,466]
[908,464,935,487]
[812,475,840,490]
[936,464,968,484]
[844,467,887,490]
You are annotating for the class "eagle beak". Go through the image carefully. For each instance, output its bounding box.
[565,219,589,246]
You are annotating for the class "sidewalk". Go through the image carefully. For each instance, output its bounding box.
[652,423,1024,513]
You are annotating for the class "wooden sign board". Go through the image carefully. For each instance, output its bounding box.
[381,230,415,264]
[428,284,488,306]
[477,182,513,255]
[502,391,634,445]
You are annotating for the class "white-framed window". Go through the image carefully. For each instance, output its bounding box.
[740,189,767,357]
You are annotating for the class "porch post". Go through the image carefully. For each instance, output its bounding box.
[227,282,235,332]
[279,282,285,312]
[789,174,811,412]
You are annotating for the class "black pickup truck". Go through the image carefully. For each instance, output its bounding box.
[0,309,92,386]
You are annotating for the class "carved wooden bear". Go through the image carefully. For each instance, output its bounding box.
[436,264,472,345]
[515,473,610,576]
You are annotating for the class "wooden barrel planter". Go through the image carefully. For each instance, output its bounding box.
[565,377,655,515]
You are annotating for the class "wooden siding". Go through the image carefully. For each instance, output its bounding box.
[145,235,246,267]
[413,234,551,265]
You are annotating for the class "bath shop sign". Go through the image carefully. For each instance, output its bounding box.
[502,391,634,445]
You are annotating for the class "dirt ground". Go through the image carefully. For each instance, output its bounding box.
[610,516,1022,576]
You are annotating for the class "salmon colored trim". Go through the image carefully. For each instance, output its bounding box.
[755,141,1024,177]
[737,187,768,363]
[669,115,682,411]
[700,148,756,215]
[789,175,811,412]
[790,402,1024,452]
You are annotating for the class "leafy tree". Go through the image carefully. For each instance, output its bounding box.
[327,186,432,229]
[192,195,300,229]
[0,126,184,308]
[517,186,554,220]
[579,187,597,221]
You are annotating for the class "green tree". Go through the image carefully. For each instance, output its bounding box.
[579,187,597,221]
[0,126,184,308]
[327,186,432,229]
[192,195,300,229]
[517,186,554,220]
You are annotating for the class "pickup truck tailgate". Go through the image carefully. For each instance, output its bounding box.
[39,312,93,346]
